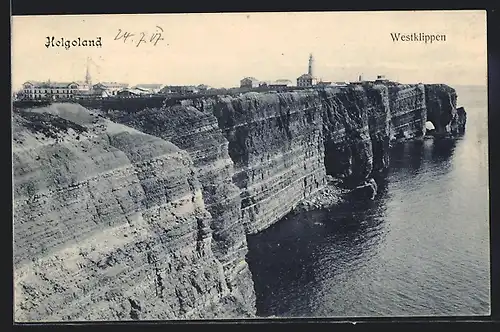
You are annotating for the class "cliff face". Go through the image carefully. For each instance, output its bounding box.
[100,103,256,317]
[209,92,327,234]
[13,83,463,321]
[320,85,391,187]
[13,104,247,321]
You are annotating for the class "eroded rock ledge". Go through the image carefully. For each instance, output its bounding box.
[13,83,466,321]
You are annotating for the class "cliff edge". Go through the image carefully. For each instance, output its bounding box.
[13,82,465,321]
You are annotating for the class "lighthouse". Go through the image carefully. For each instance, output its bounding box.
[308,53,314,77]
[296,53,318,87]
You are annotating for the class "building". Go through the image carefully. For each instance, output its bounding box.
[350,75,365,84]
[132,87,153,94]
[117,88,151,97]
[160,85,199,94]
[21,81,91,100]
[269,79,293,88]
[72,90,96,99]
[92,82,129,97]
[316,81,332,87]
[296,54,318,87]
[240,77,260,88]
[297,74,317,87]
[132,84,164,94]
[19,57,96,100]
[85,58,93,88]
[375,75,389,83]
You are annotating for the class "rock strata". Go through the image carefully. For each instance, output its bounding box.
[13,82,464,321]
[13,104,244,321]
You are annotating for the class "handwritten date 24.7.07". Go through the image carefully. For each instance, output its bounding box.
[114,26,165,47]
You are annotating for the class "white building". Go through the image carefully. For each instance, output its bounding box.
[375,75,389,83]
[21,81,91,100]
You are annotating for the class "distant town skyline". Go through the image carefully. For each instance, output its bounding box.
[12,11,487,90]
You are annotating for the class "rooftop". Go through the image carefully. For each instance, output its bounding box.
[133,83,164,89]
[118,88,150,95]
[297,74,314,79]
[273,79,293,84]
[95,82,129,88]
[241,77,259,82]
[23,81,90,88]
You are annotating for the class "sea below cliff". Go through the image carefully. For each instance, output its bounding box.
[246,85,490,318]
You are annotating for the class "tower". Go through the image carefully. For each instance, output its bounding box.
[85,57,92,88]
[308,53,314,77]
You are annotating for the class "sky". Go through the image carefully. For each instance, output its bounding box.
[11,10,487,90]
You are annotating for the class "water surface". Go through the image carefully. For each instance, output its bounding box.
[246,85,490,318]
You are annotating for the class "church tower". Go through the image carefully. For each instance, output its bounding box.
[308,53,314,77]
[85,57,92,88]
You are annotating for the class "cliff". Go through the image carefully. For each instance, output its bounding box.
[13,83,465,321]
[13,104,249,321]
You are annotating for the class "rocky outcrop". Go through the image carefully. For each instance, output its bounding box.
[454,106,467,135]
[293,176,348,212]
[321,83,427,187]
[13,82,464,321]
[424,84,458,135]
[13,104,246,321]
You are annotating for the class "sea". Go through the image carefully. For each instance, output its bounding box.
[246,85,490,318]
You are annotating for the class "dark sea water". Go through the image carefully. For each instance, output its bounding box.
[246,85,490,318]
